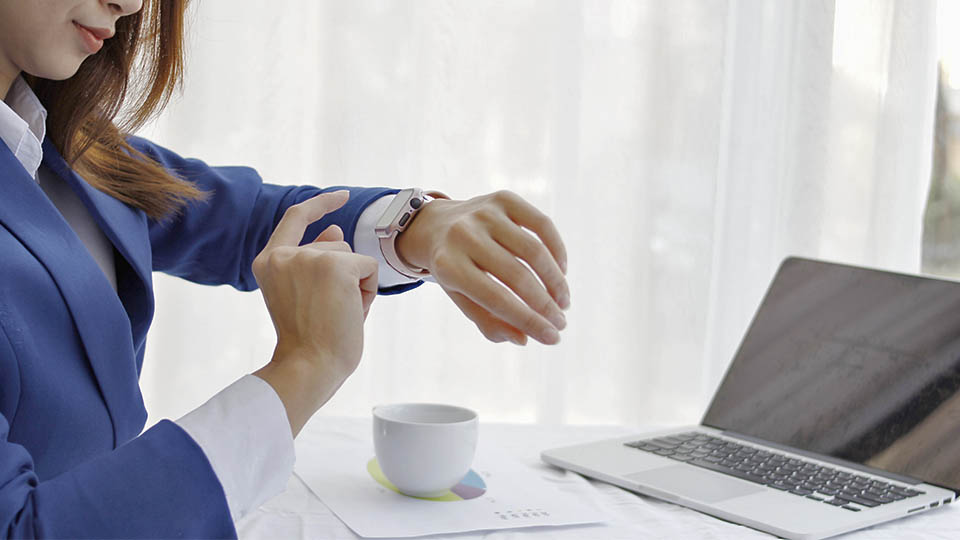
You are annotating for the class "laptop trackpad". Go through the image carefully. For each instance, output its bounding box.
[626,465,765,503]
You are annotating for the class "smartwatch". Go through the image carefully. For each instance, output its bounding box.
[376,188,449,279]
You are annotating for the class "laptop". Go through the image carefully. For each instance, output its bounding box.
[542,257,959,540]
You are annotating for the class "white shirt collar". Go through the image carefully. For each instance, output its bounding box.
[0,76,48,180]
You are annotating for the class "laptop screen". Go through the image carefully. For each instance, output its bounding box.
[702,257,960,493]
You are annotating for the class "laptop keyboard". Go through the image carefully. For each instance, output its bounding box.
[625,432,926,512]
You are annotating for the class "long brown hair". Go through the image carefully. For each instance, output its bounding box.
[25,0,204,220]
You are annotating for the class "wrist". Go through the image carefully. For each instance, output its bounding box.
[253,347,341,437]
[395,198,447,271]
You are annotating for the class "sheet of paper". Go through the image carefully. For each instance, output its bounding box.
[293,421,607,538]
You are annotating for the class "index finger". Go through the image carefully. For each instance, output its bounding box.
[266,190,350,250]
[502,193,568,274]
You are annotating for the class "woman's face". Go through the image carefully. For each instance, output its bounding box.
[0,0,143,95]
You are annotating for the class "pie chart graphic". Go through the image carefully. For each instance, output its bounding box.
[367,458,486,501]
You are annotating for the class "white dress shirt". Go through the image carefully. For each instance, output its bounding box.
[0,76,416,520]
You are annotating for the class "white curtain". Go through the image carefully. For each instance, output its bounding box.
[138,0,939,429]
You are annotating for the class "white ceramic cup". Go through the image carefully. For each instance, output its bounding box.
[372,403,479,498]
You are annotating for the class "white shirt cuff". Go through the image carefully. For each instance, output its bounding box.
[354,194,424,288]
[175,374,294,521]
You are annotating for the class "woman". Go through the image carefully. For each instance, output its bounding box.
[0,0,570,537]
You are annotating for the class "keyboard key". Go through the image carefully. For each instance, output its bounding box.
[689,459,767,486]
[835,494,880,508]
[859,492,895,504]
[651,439,680,449]
[658,436,686,445]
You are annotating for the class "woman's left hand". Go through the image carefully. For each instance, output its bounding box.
[396,190,569,345]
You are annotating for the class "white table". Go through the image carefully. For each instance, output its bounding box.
[237,418,960,539]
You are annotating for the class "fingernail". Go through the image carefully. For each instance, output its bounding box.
[510,335,527,346]
[558,292,571,310]
[541,327,560,344]
[561,260,568,275]
[549,311,567,331]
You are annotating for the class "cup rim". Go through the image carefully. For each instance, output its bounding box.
[372,402,478,426]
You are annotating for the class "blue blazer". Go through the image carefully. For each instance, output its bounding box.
[0,136,415,538]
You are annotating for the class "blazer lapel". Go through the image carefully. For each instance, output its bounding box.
[41,140,154,360]
[0,142,146,446]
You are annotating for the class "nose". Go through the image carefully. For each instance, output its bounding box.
[103,0,143,17]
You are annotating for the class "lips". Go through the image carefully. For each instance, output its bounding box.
[73,21,113,54]
[77,23,113,40]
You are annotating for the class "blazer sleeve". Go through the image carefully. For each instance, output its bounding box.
[0,333,234,538]
[133,136,420,294]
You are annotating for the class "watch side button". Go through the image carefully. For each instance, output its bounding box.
[398,212,411,227]
[410,198,422,209]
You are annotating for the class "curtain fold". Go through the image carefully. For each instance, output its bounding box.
[138,0,938,428]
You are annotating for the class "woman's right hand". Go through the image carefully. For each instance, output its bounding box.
[251,191,378,437]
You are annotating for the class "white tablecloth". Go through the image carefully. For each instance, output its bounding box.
[236,417,960,539]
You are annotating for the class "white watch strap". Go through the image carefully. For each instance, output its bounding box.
[377,189,449,279]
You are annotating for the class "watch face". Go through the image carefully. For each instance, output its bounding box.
[375,189,414,232]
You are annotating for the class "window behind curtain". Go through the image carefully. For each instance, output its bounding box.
[922,1,960,276]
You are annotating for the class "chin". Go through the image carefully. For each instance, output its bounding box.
[50,62,85,81]
[29,55,86,81]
